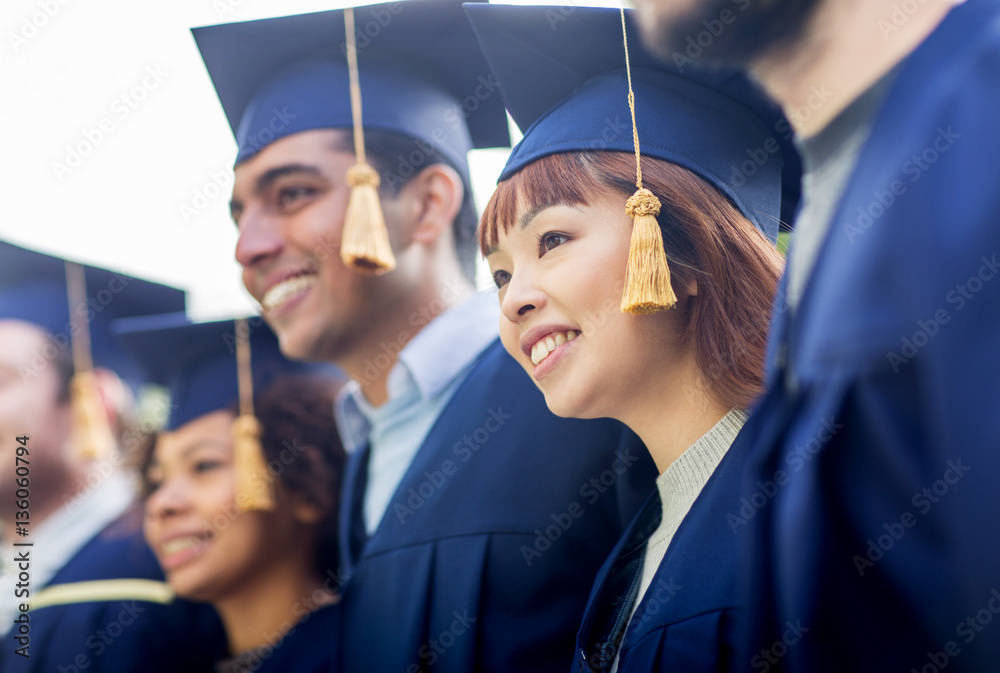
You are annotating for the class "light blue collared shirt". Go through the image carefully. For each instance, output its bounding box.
[335,290,501,534]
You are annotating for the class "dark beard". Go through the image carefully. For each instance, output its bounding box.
[636,0,825,68]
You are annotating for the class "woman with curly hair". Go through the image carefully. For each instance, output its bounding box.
[116,314,345,673]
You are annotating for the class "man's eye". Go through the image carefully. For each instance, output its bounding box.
[278,186,315,207]
[492,270,511,289]
[538,232,568,255]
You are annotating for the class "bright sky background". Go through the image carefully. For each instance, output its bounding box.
[1,0,619,319]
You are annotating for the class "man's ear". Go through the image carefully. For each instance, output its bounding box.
[407,163,464,245]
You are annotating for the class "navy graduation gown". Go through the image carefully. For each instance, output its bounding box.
[743,1,1000,670]
[574,427,754,672]
[221,604,339,673]
[0,508,224,673]
[337,340,656,672]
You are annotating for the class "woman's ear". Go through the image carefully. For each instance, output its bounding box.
[683,276,699,298]
[671,271,697,300]
[292,498,325,526]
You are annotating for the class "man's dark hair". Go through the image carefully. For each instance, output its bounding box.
[336,129,479,281]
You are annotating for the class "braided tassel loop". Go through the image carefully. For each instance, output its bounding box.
[340,163,396,274]
[232,413,274,512]
[70,371,115,460]
[621,188,677,314]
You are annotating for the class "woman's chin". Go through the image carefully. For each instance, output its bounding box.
[542,388,601,421]
[165,568,219,604]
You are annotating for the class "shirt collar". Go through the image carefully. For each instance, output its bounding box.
[335,290,501,453]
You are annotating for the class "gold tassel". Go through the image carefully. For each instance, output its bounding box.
[70,371,115,460]
[64,261,114,461]
[232,414,274,512]
[339,7,396,275]
[232,318,274,512]
[618,8,675,315]
[340,163,396,274]
[621,188,677,314]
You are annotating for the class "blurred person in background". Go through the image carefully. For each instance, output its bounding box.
[0,241,223,673]
[117,314,345,673]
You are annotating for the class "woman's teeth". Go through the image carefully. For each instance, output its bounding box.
[262,275,316,311]
[160,536,206,556]
[531,330,579,365]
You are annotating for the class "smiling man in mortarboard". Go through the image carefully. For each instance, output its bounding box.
[192,1,655,671]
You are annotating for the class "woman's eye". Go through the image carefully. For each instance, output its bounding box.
[193,460,221,474]
[538,232,568,255]
[492,269,511,289]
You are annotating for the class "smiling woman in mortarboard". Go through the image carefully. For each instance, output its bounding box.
[115,314,345,673]
[469,5,799,671]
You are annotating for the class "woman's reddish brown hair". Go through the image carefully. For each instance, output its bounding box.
[479,151,784,410]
